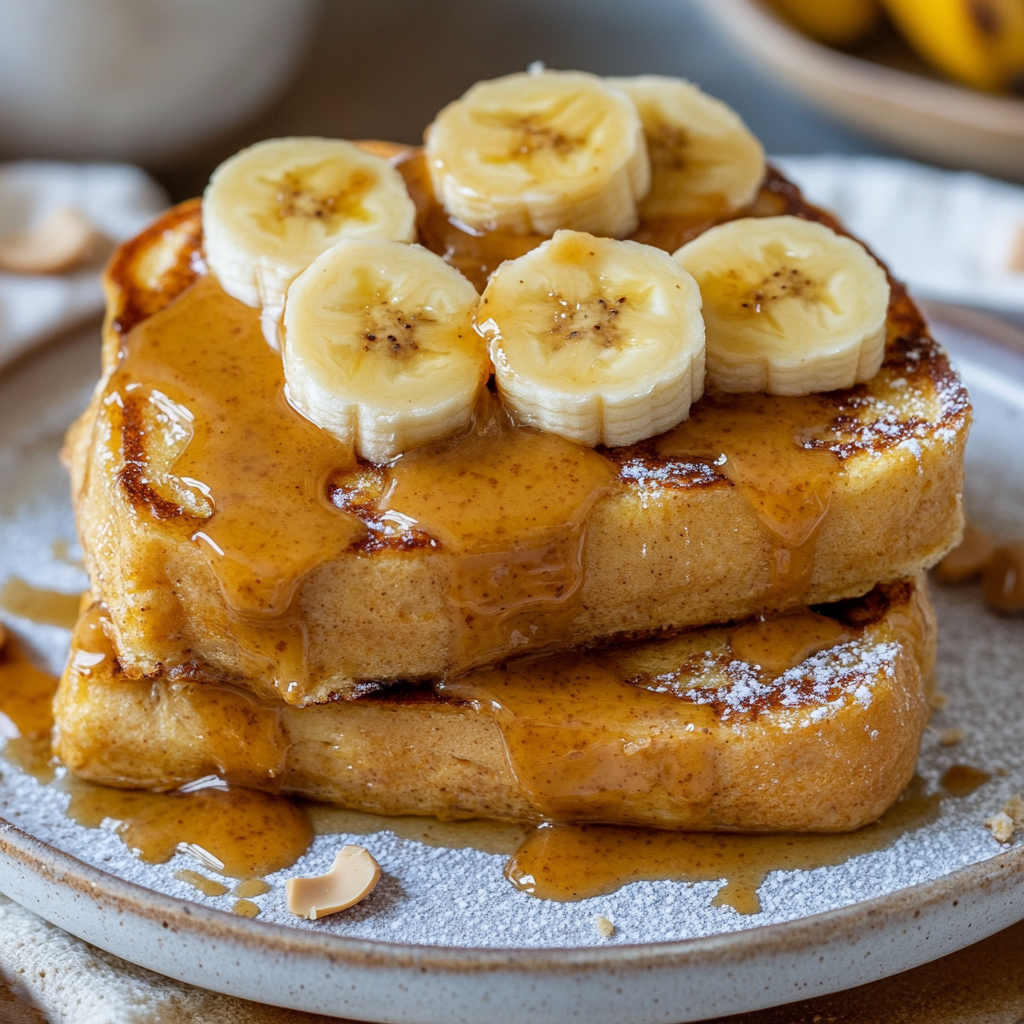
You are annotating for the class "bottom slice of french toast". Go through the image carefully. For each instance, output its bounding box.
[54,578,934,833]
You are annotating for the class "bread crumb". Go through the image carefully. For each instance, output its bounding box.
[593,914,615,938]
[985,811,1014,843]
[938,727,964,747]
[1002,793,1024,823]
[929,692,949,711]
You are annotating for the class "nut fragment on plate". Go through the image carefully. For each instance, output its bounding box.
[938,727,964,747]
[985,794,1024,843]
[934,524,995,584]
[285,845,381,920]
[0,207,105,274]
[594,914,616,938]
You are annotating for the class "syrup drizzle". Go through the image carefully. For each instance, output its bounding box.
[0,578,82,631]
[506,776,944,913]
[0,635,58,782]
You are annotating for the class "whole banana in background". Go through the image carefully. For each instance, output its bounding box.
[769,0,882,47]
[882,0,1024,92]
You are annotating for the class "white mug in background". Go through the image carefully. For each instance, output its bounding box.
[0,0,321,163]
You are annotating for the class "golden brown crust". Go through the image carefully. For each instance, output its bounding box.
[54,580,935,831]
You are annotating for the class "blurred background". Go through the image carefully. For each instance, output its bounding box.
[1,0,1023,343]
[2,0,1022,201]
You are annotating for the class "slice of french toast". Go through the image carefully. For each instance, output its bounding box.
[63,157,968,704]
[54,578,934,832]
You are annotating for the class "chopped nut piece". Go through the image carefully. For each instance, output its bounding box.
[985,811,1015,843]
[929,692,950,711]
[0,207,105,274]
[934,524,996,584]
[286,845,381,920]
[1003,793,1024,823]
[982,544,1024,613]
[938,727,964,747]
[594,914,615,938]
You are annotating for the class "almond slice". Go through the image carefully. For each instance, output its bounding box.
[0,206,104,274]
[285,845,381,920]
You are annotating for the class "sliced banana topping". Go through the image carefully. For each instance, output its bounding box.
[673,216,890,396]
[425,69,651,239]
[203,137,417,346]
[282,238,485,463]
[476,230,705,447]
[607,75,764,223]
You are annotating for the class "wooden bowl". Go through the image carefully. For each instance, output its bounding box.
[696,0,1024,182]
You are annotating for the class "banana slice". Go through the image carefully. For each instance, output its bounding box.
[607,75,764,224]
[475,230,705,447]
[673,216,890,395]
[424,69,650,239]
[203,138,417,346]
[282,238,485,463]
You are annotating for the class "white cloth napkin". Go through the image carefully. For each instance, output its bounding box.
[0,162,167,370]
[775,155,1024,314]
[0,894,334,1024]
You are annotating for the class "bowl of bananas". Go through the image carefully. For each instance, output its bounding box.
[698,0,1024,182]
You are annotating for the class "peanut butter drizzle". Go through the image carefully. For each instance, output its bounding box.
[439,658,719,823]
[61,776,312,879]
[378,393,617,669]
[108,274,365,698]
[657,393,841,604]
[0,578,83,630]
[0,634,58,782]
[506,777,942,913]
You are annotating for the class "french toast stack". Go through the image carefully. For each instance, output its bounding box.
[56,72,968,833]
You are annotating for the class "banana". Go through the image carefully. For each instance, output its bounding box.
[282,238,485,463]
[768,0,881,47]
[673,216,890,396]
[424,69,651,239]
[203,138,417,347]
[606,76,765,224]
[475,230,705,447]
[882,0,1024,93]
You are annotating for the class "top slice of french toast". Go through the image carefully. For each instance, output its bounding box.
[65,148,969,705]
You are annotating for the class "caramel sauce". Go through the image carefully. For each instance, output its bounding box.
[0,635,57,782]
[505,777,942,913]
[940,764,992,797]
[232,899,260,918]
[0,578,82,631]
[61,776,312,879]
[658,393,841,603]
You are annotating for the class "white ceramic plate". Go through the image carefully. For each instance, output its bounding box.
[1,306,1023,1023]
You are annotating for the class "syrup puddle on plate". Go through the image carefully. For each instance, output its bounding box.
[0,577,83,631]
[0,625,999,918]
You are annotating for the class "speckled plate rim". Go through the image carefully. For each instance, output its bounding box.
[2,815,1024,1023]
[2,304,1024,1024]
